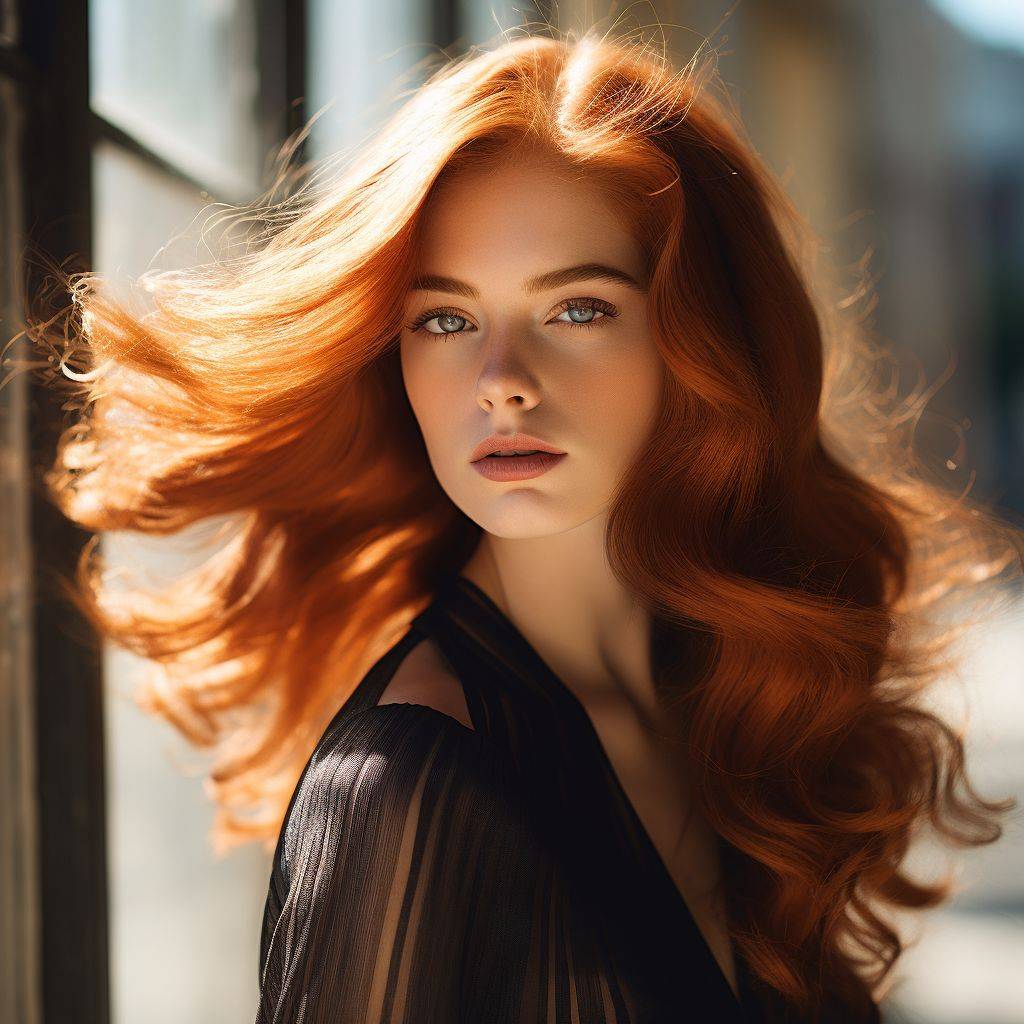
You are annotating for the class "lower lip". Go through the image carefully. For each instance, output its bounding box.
[472,451,567,481]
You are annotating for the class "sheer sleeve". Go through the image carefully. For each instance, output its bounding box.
[255,702,549,1024]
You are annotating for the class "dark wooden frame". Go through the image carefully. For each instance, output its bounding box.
[18,5,104,1022]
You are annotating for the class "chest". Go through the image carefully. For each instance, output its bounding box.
[584,700,741,1001]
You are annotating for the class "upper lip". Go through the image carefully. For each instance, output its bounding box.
[470,432,566,462]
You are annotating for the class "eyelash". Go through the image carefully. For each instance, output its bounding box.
[405,297,619,339]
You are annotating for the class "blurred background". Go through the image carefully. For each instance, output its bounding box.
[1,2,1022,1022]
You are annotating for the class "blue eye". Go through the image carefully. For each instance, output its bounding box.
[553,304,607,327]
[405,298,619,339]
[413,310,474,336]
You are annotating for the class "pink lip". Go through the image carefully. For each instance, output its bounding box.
[472,451,568,481]
[470,431,566,462]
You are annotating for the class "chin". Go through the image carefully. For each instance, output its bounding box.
[471,501,596,540]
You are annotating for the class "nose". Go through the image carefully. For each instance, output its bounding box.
[477,389,537,412]
[475,348,540,413]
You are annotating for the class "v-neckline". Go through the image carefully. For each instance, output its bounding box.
[439,573,750,1014]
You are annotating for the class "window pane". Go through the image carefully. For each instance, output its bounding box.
[89,0,265,201]
[306,0,432,161]
[93,138,271,1024]
[457,0,534,47]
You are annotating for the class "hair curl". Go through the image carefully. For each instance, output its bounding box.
[8,25,1022,1022]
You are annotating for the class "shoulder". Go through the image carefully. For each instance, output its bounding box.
[261,701,553,1022]
[301,698,500,810]
[375,634,474,731]
[281,699,522,877]
[295,631,479,818]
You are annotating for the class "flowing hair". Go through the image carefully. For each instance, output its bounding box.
[9,24,1023,1021]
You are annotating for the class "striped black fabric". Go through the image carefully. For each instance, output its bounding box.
[255,573,881,1023]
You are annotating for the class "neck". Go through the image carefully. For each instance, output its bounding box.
[458,517,660,720]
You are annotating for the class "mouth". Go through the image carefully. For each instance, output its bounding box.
[471,450,567,482]
[473,448,547,461]
[469,433,566,462]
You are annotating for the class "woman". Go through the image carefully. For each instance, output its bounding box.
[18,27,1021,1024]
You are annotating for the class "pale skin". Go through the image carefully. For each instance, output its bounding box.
[385,148,740,999]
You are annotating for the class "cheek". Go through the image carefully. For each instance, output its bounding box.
[400,339,433,420]
[400,340,459,445]
[576,342,663,451]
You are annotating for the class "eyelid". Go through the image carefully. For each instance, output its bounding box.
[406,295,619,334]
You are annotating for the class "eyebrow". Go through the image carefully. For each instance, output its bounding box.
[408,262,646,299]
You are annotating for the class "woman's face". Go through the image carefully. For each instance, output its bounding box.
[400,153,664,539]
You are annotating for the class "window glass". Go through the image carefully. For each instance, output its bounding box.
[457,0,527,48]
[306,0,431,162]
[93,138,271,1024]
[89,0,264,201]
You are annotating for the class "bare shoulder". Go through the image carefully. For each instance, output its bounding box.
[376,634,474,731]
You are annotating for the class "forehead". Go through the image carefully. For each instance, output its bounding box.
[415,155,643,280]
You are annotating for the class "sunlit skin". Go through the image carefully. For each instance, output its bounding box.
[399,149,741,997]
[400,150,663,715]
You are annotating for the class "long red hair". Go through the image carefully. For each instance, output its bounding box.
[11,27,1022,1020]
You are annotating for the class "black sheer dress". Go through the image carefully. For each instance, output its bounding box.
[255,572,882,1023]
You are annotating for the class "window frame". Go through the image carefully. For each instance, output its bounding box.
[4,1,309,1021]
